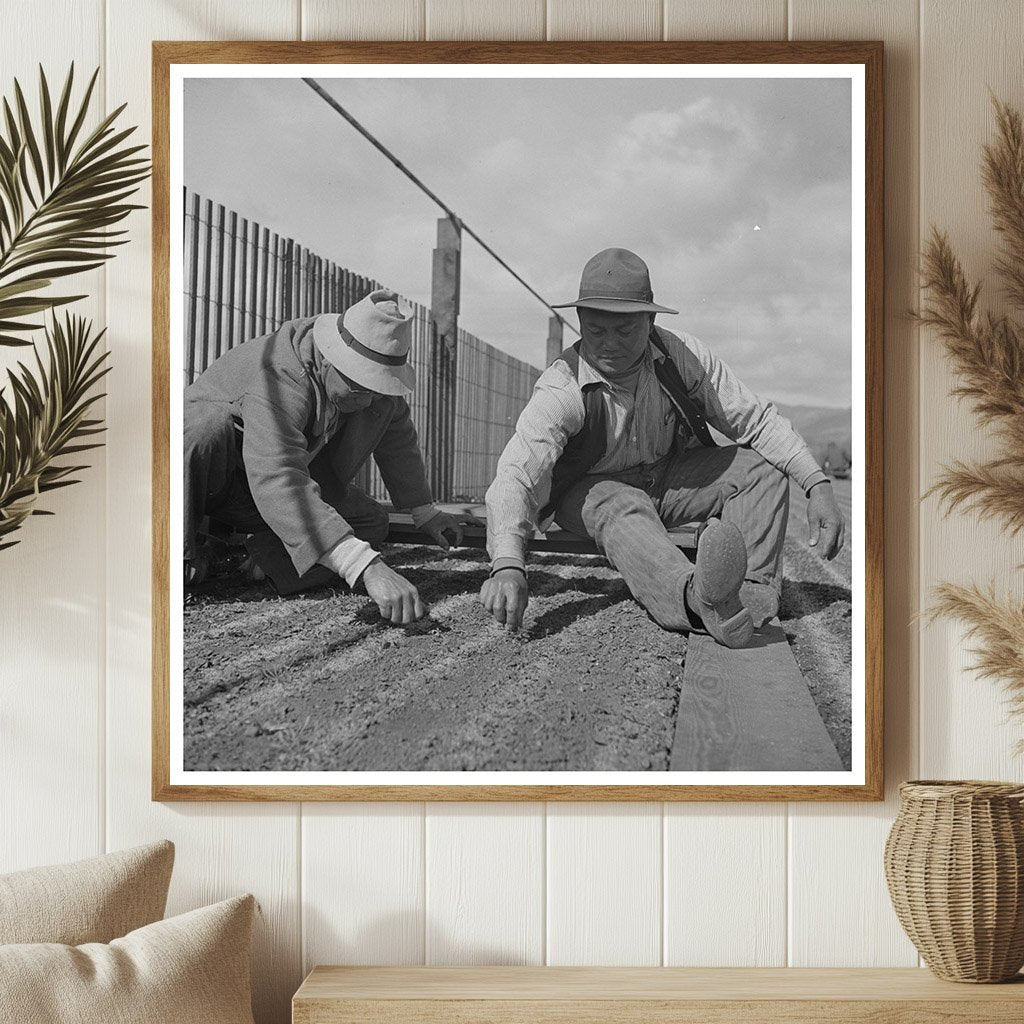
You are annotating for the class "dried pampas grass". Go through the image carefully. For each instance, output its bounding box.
[918,97,1024,726]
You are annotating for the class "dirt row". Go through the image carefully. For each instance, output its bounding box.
[184,480,853,772]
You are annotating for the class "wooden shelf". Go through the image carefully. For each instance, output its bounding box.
[293,966,1024,1023]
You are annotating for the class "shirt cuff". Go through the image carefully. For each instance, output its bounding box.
[319,536,380,588]
[803,471,830,496]
[408,503,441,529]
[491,555,527,574]
[785,449,829,493]
[489,533,528,566]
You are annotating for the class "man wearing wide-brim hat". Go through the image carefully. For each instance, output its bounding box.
[480,249,845,647]
[183,289,477,623]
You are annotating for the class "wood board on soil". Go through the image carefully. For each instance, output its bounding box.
[183,479,853,772]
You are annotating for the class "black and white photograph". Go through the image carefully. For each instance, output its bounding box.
[160,48,878,796]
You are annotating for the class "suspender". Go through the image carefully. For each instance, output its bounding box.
[647,327,715,448]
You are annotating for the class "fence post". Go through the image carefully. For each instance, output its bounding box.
[428,216,461,501]
[546,315,564,365]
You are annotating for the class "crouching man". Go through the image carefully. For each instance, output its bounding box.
[184,289,476,624]
[480,249,845,647]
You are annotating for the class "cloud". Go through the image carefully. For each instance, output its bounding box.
[183,75,854,405]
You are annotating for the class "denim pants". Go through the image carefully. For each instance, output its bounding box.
[553,444,790,631]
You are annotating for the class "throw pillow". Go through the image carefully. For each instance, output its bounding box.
[0,893,256,1024]
[0,840,174,945]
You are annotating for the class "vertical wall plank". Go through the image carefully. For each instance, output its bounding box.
[425,804,544,964]
[103,4,302,1023]
[547,804,662,964]
[303,805,426,969]
[659,2,786,969]
[787,0,921,967]
[664,805,786,965]
[427,0,545,40]
[664,0,786,38]
[302,0,424,39]
[918,0,1024,776]
[0,0,106,876]
[548,0,662,40]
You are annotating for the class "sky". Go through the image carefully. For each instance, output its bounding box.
[183,74,853,408]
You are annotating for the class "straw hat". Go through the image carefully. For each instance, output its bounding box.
[313,289,416,396]
[552,248,678,315]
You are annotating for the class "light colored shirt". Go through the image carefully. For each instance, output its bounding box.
[485,325,827,569]
[319,503,440,587]
[581,345,677,474]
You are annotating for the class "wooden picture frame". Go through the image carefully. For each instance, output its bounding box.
[153,40,883,801]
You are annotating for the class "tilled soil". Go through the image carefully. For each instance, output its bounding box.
[184,480,853,772]
[185,552,686,771]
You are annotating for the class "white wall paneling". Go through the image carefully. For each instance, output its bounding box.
[664,0,786,40]
[664,804,787,965]
[0,0,106,875]
[917,0,1024,778]
[786,0,922,968]
[426,0,545,41]
[303,803,426,970]
[3,3,1021,1022]
[103,3,303,1021]
[425,803,544,964]
[547,803,662,964]
[547,0,662,41]
[302,0,425,40]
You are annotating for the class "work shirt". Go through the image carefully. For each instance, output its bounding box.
[185,316,436,583]
[485,324,828,568]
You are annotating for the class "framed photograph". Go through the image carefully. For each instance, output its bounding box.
[153,41,883,801]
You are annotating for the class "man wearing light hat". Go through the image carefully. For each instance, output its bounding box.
[183,289,475,623]
[480,249,845,647]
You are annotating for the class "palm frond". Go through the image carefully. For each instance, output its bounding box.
[0,64,149,346]
[0,313,110,547]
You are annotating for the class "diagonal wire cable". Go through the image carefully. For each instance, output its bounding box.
[302,77,579,338]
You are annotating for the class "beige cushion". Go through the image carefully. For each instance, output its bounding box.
[0,840,174,945]
[0,894,256,1024]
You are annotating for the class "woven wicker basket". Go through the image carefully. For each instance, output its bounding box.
[884,780,1024,982]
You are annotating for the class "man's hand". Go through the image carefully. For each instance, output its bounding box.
[361,558,427,624]
[806,481,845,560]
[479,568,529,632]
[421,510,486,551]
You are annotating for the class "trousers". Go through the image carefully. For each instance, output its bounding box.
[183,400,388,589]
[554,444,790,632]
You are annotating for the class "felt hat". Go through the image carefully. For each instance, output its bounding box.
[313,289,416,396]
[552,248,678,315]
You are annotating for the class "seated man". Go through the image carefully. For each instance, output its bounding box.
[184,289,474,624]
[480,249,845,647]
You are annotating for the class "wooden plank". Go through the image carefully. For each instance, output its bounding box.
[0,0,106,876]
[664,0,786,39]
[384,512,700,555]
[108,7,301,1024]
[546,805,661,965]
[787,0,922,971]
[671,620,842,771]
[548,0,662,40]
[426,0,544,40]
[424,804,544,965]
[918,0,1024,778]
[295,966,1024,1001]
[303,805,426,970]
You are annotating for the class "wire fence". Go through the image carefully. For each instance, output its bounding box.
[182,189,540,502]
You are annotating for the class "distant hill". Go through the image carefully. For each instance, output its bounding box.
[774,403,851,444]
[773,402,852,474]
